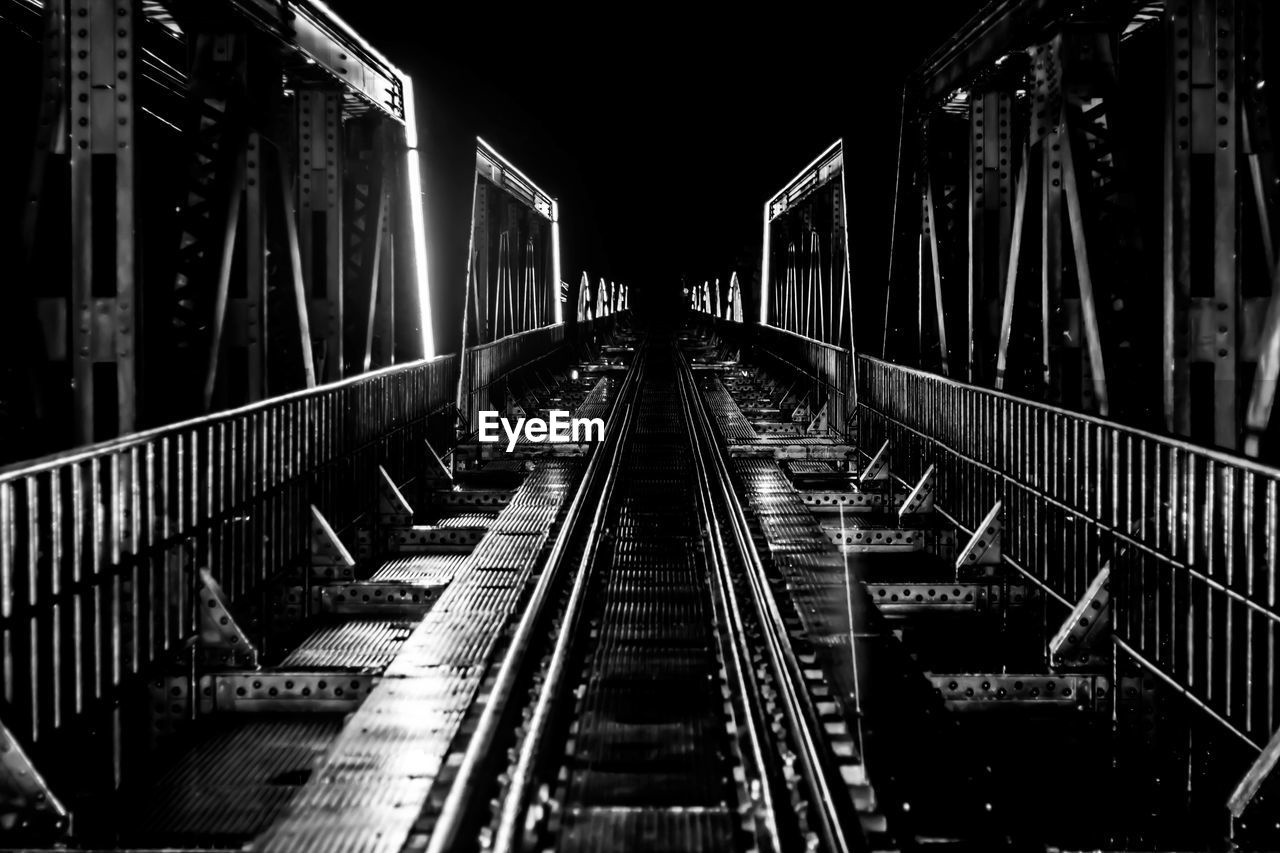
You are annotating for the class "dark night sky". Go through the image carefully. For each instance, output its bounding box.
[326,4,985,353]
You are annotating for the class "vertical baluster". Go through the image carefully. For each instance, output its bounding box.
[108,452,121,689]
[62,466,74,728]
[1266,478,1277,736]
[1137,438,1148,649]
[145,442,158,663]
[166,435,177,648]
[1242,471,1256,734]
[0,483,12,709]
[127,447,140,675]
[92,457,108,706]
[23,475,38,740]
[1223,464,1236,720]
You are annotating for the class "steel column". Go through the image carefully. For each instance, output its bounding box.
[297,89,344,383]
[924,180,950,375]
[1165,0,1240,448]
[232,133,267,403]
[996,139,1030,389]
[968,89,1014,383]
[276,144,318,389]
[1060,105,1110,415]
[66,0,138,443]
[471,180,489,344]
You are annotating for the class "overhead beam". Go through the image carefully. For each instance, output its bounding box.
[223,0,407,121]
[913,0,1095,106]
[475,138,555,221]
[766,140,844,222]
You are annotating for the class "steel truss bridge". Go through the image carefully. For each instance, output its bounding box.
[0,0,1279,851]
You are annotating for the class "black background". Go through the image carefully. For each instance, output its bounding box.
[325,3,984,354]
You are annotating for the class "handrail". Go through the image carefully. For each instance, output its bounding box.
[0,355,458,754]
[466,323,568,395]
[749,320,1280,479]
[718,321,1280,763]
[0,354,456,481]
[858,351,1280,478]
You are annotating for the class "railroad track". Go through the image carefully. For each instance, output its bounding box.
[430,330,861,853]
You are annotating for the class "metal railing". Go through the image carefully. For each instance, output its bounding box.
[725,321,1279,758]
[0,354,458,751]
[458,323,568,435]
[856,355,1280,754]
[747,322,855,435]
[458,317,622,435]
[469,324,567,397]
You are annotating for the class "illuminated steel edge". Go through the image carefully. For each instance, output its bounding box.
[13,1,408,119]
[241,0,436,358]
[475,138,556,221]
[224,0,436,357]
[228,0,405,122]
[766,139,845,223]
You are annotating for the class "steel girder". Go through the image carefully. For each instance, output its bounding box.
[341,118,395,375]
[26,0,142,446]
[9,0,427,452]
[455,139,560,438]
[465,142,557,348]
[890,0,1280,457]
[760,141,854,352]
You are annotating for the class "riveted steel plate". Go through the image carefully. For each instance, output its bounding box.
[866,583,1031,614]
[801,490,885,510]
[927,674,1109,711]
[431,488,513,508]
[316,582,445,615]
[198,671,377,713]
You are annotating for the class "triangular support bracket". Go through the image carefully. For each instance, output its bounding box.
[955,501,1003,574]
[775,378,800,410]
[1229,727,1280,821]
[897,464,936,522]
[377,466,414,526]
[424,438,454,484]
[806,402,829,435]
[859,440,890,488]
[197,568,260,669]
[1049,564,1112,669]
[311,504,356,581]
[0,720,69,838]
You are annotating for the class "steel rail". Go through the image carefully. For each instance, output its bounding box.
[487,344,648,853]
[426,342,647,853]
[675,353,785,853]
[679,350,862,853]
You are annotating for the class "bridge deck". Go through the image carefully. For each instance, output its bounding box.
[0,317,1277,852]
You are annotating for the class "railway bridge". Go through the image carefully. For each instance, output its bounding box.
[1,1,1279,851]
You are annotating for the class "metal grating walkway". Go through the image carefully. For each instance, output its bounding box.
[253,461,582,853]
